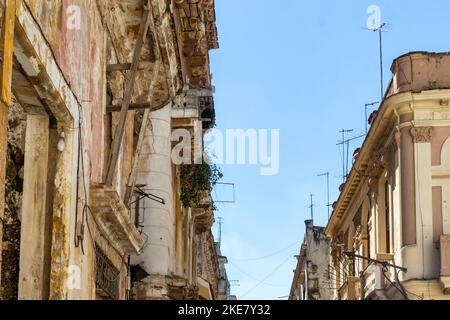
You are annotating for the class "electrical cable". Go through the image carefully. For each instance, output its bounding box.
[240,252,295,299]
[228,261,287,288]
[76,105,128,270]
[233,240,302,262]
[74,114,85,254]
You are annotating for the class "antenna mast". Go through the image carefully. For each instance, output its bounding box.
[218,217,223,248]
[338,129,353,183]
[377,23,386,100]
[308,194,315,222]
[365,22,388,100]
[318,172,331,220]
[337,131,366,182]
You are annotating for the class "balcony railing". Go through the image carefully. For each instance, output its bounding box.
[95,245,120,300]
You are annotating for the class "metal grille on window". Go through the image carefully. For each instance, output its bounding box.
[95,245,120,300]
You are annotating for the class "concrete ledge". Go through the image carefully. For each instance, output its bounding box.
[193,193,214,234]
[132,274,198,300]
[197,277,214,300]
[90,185,144,255]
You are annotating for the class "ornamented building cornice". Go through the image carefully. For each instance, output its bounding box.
[326,52,450,237]
[410,127,433,143]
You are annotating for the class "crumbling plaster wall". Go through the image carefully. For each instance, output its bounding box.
[96,0,177,106]
[304,223,332,301]
[1,99,26,300]
[195,231,219,298]
[11,0,132,300]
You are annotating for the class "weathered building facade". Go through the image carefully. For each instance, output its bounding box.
[326,52,450,300]
[215,243,232,300]
[0,0,223,300]
[289,220,332,300]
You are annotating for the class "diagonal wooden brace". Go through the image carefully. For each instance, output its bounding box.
[105,8,152,186]
[124,60,162,206]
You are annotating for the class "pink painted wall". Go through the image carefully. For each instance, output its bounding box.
[25,0,121,184]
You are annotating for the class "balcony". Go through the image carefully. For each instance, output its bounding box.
[90,184,145,255]
[361,263,388,299]
[193,193,215,234]
[359,253,408,300]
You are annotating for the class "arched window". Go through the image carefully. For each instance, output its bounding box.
[377,172,392,254]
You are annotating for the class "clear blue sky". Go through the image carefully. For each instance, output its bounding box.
[209,0,450,300]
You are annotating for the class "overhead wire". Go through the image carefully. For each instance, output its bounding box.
[240,252,295,299]
[228,260,287,288]
[233,240,302,262]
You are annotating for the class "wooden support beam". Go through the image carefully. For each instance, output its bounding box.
[0,0,16,290]
[106,101,169,113]
[106,102,152,113]
[106,63,132,72]
[106,63,146,72]
[105,8,152,186]
[125,61,162,206]
[0,1,15,105]
[124,5,165,206]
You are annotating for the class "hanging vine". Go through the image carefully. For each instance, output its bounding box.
[180,161,223,209]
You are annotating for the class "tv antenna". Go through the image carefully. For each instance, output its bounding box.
[218,217,224,249]
[317,172,331,220]
[337,129,353,183]
[364,22,390,100]
[337,130,366,182]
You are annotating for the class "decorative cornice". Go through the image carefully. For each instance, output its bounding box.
[410,127,433,143]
